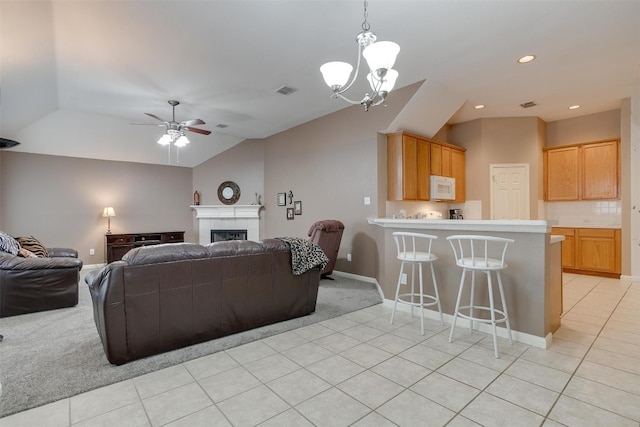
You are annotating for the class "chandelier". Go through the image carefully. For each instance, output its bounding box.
[320,1,400,111]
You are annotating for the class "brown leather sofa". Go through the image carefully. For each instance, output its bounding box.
[0,248,83,317]
[308,220,344,277]
[85,239,321,365]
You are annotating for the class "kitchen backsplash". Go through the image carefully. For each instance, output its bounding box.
[545,200,622,227]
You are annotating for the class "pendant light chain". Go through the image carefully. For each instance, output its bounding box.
[362,0,370,31]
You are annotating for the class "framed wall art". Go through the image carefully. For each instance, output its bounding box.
[286,208,294,220]
[294,201,302,215]
[277,192,286,206]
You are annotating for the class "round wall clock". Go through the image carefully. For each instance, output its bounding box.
[217,181,241,205]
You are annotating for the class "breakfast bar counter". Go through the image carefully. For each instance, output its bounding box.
[368,218,563,348]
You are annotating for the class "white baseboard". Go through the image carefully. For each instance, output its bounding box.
[382,298,552,349]
[332,270,385,301]
[621,274,640,282]
[82,263,106,270]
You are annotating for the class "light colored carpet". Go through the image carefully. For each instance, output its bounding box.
[0,271,382,418]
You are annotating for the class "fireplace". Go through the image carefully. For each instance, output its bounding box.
[191,205,263,245]
[211,229,247,242]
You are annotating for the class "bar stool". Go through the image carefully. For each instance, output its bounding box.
[391,232,444,335]
[447,235,514,358]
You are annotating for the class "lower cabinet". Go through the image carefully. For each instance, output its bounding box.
[551,227,621,277]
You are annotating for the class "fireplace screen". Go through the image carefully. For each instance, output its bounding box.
[211,229,248,242]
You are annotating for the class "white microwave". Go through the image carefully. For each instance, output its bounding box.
[430,175,456,200]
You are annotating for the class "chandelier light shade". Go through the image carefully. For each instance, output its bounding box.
[367,68,398,94]
[362,41,400,74]
[102,207,116,235]
[320,62,354,89]
[320,0,400,111]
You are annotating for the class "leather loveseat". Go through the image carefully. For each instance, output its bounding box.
[0,248,83,317]
[85,239,322,365]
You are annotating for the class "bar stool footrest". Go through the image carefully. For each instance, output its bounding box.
[456,305,508,324]
[397,293,439,309]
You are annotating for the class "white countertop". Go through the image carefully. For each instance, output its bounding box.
[367,218,553,233]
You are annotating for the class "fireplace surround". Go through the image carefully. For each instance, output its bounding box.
[191,205,262,245]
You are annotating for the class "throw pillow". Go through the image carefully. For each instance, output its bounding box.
[0,231,20,255]
[16,236,48,258]
[18,247,38,258]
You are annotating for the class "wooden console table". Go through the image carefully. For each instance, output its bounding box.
[105,231,184,263]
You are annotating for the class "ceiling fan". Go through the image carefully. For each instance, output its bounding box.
[135,100,211,147]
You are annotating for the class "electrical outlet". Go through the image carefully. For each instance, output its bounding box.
[89,248,95,256]
[401,273,407,284]
[364,196,371,205]
[347,253,352,262]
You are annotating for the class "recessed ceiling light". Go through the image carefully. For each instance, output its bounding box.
[517,55,536,64]
[474,104,485,109]
[568,105,581,110]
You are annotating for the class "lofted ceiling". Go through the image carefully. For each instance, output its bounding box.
[1,0,638,167]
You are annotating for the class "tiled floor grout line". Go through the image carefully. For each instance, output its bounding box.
[14,275,638,427]
[541,278,635,425]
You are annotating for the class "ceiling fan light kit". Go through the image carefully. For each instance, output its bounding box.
[320,0,400,111]
[135,100,211,162]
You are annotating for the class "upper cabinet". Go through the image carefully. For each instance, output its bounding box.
[387,132,430,201]
[387,131,466,202]
[450,148,466,202]
[544,139,619,201]
[582,140,619,200]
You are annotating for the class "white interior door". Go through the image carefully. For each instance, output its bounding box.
[490,164,530,220]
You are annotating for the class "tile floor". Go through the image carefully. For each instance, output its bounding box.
[1,273,638,426]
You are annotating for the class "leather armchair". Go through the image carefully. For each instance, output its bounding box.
[308,220,344,277]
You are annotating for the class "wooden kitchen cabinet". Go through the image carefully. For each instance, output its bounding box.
[431,143,451,177]
[544,140,619,201]
[544,146,580,201]
[582,140,619,200]
[576,228,621,275]
[387,132,430,201]
[387,131,466,201]
[551,227,620,277]
[451,148,466,202]
[551,227,575,269]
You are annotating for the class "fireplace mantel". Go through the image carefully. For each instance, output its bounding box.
[191,205,263,244]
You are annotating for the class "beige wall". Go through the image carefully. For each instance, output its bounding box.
[260,83,419,278]
[0,152,193,264]
[448,117,543,219]
[546,109,621,146]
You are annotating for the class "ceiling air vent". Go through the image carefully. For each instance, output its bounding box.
[520,101,537,109]
[275,86,298,96]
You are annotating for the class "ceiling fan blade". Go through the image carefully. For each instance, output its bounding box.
[144,112,166,122]
[184,127,211,135]
[182,119,205,126]
[131,122,164,126]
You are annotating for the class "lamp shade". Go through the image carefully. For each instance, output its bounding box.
[102,207,116,217]
[320,61,354,89]
[174,134,190,147]
[157,134,172,145]
[367,68,399,93]
[362,41,400,73]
